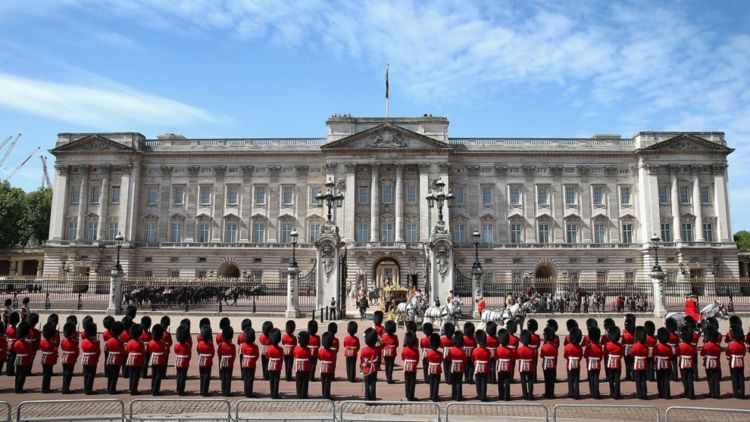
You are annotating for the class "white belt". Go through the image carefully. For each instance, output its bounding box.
[199,353,212,357]
[151,352,164,356]
[82,352,97,355]
[176,354,189,358]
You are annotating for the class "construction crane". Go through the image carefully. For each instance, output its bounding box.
[40,156,52,188]
[5,147,40,182]
[0,133,22,169]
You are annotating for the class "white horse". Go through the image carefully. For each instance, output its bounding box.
[424,297,463,328]
[396,294,428,324]
[481,302,527,329]
[665,301,729,331]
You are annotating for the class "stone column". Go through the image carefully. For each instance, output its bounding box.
[670,168,681,242]
[126,163,141,242]
[107,270,123,315]
[369,163,380,242]
[240,166,254,242]
[471,268,482,318]
[316,229,342,311]
[651,271,667,317]
[76,166,90,240]
[49,165,69,240]
[185,166,199,242]
[713,164,731,242]
[395,163,404,242]
[693,169,704,241]
[118,165,132,243]
[285,265,300,318]
[419,163,431,241]
[428,233,453,306]
[158,166,173,242]
[97,165,111,240]
[343,164,356,243]
[212,166,227,242]
[268,166,281,243]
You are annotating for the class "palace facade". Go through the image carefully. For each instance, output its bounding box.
[44,115,738,296]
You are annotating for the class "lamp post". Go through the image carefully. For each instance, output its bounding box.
[425,177,454,232]
[650,235,666,316]
[290,228,299,268]
[471,229,483,317]
[286,228,300,318]
[114,232,124,275]
[316,178,344,225]
[108,233,125,316]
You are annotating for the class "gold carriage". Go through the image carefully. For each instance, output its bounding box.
[380,283,409,321]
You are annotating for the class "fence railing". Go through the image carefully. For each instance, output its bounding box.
[665,406,750,422]
[235,399,335,422]
[553,404,659,422]
[0,278,110,311]
[0,401,8,422]
[16,399,125,422]
[129,398,231,422]
[445,402,548,421]
[339,400,441,422]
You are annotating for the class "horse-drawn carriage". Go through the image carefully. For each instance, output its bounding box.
[380,283,409,322]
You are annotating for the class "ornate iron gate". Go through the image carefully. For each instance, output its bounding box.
[453,264,473,298]
[299,261,317,313]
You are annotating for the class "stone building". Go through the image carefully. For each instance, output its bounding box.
[43,115,738,300]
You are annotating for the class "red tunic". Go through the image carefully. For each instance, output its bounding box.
[440,336,452,359]
[419,336,431,360]
[27,327,40,352]
[447,344,466,374]
[240,343,259,369]
[197,339,215,367]
[496,345,516,373]
[700,340,721,369]
[5,326,16,356]
[485,335,499,360]
[401,345,419,373]
[120,330,132,345]
[551,335,560,349]
[148,339,167,366]
[331,337,339,354]
[162,331,173,349]
[508,334,519,352]
[343,334,360,358]
[604,341,624,369]
[425,349,443,375]
[360,346,380,375]
[676,342,696,369]
[140,331,152,353]
[258,334,270,358]
[654,343,673,370]
[105,337,124,366]
[463,335,477,359]
[60,337,79,365]
[381,333,399,358]
[373,324,385,337]
[174,341,191,368]
[266,345,284,372]
[126,339,145,368]
[583,342,603,371]
[631,343,649,371]
[645,335,658,358]
[308,334,321,359]
[667,332,680,354]
[80,338,101,366]
[293,345,311,372]
[471,345,492,374]
[318,347,337,374]
[281,333,297,357]
[13,339,33,366]
[217,342,236,369]
[727,341,746,368]
[621,330,635,357]
[563,343,583,370]
[528,332,540,352]
[39,338,58,365]
[540,343,558,370]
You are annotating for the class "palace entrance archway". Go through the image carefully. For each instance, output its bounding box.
[534,264,556,293]
[219,263,240,279]
[374,258,400,288]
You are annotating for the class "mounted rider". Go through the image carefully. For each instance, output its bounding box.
[685,295,701,322]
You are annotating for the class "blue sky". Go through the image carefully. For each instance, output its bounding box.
[1,1,749,229]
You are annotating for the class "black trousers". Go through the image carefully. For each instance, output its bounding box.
[175,367,188,395]
[404,371,416,400]
[706,367,721,398]
[105,364,120,394]
[364,373,377,400]
[443,359,451,384]
[220,367,233,397]
[634,369,647,399]
[83,364,97,394]
[310,357,318,382]
[42,363,53,393]
[588,369,600,398]
[384,356,395,383]
[0,358,5,377]
[428,374,440,401]
[243,366,256,397]
[14,364,29,393]
[543,368,555,398]
[422,357,429,383]
[670,356,679,381]
[122,362,129,379]
[567,368,580,399]
[284,355,294,381]
[680,367,695,399]
[261,355,269,380]
[488,360,496,384]
[142,353,151,378]
[730,367,745,398]
[521,371,534,400]
[346,357,357,382]
[199,366,211,396]
[656,369,671,398]
[450,372,463,401]
[474,372,487,401]
[269,371,281,399]
[321,372,334,399]
[693,353,699,379]
[151,365,165,395]
[62,363,75,393]
[608,367,621,399]
[128,366,141,395]
[296,371,310,399]
[6,350,16,376]
[624,355,634,381]
[464,357,474,384]
[498,371,512,400]
[647,359,655,381]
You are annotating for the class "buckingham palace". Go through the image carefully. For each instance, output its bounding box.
[43,114,739,296]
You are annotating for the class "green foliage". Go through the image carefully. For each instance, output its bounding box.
[0,183,53,248]
[734,230,750,251]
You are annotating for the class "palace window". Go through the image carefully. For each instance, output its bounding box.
[147,186,158,206]
[280,223,293,243]
[309,223,321,242]
[537,186,548,206]
[225,222,238,243]
[566,223,578,244]
[173,186,185,205]
[89,186,100,204]
[110,186,120,204]
[700,185,711,204]
[482,223,494,244]
[538,224,550,244]
[145,223,156,242]
[594,223,606,244]
[682,223,694,242]
[592,186,604,206]
[680,185,691,204]
[621,223,633,244]
[108,222,118,240]
[509,186,521,205]
[70,185,81,205]
[703,223,713,242]
[227,186,240,205]
[453,224,465,243]
[87,221,97,241]
[565,186,576,205]
[356,223,369,242]
[660,223,672,242]
[198,223,210,243]
[482,186,493,206]
[67,222,77,240]
[620,186,631,205]
[358,186,369,204]
[510,223,521,244]
[281,185,294,205]
[382,185,393,204]
[252,223,265,243]
[171,222,183,242]
[659,185,670,204]
[199,186,211,205]
[407,186,417,204]
[454,187,464,205]
[310,186,322,206]
[254,186,266,205]
[406,223,418,243]
[382,223,394,242]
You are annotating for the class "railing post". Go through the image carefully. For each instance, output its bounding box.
[107,271,123,315]
[651,274,667,317]
[285,266,300,318]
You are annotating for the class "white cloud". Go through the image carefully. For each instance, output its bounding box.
[0,72,221,129]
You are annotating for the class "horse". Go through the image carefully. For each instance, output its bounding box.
[396,294,428,325]
[424,297,463,328]
[665,301,729,332]
[480,301,528,329]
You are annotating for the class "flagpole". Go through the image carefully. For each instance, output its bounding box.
[385,63,390,118]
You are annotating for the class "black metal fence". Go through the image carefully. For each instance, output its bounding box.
[0,277,110,311]
[663,278,750,312]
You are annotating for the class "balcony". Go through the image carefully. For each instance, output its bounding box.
[351,242,421,249]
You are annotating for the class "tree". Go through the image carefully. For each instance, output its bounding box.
[0,181,27,248]
[23,187,52,245]
[734,230,750,251]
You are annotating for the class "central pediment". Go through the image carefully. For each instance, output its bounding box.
[51,134,136,154]
[321,123,453,151]
[637,133,733,154]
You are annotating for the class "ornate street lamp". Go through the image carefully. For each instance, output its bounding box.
[471,229,482,274]
[471,229,483,317]
[650,235,665,280]
[425,177,453,232]
[316,179,344,225]
[290,228,299,269]
[114,232,124,274]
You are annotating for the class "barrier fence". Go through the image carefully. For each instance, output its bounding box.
[339,401,440,422]
[129,398,231,422]
[552,404,660,422]
[1,278,110,311]
[16,399,124,422]
[0,402,8,422]
[444,402,548,422]
[664,406,750,422]
[235,399,336,422]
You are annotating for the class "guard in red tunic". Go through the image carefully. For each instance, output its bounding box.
[259,321,274,381]
[196,317,210,345]
[240,328,259,397]
[563,319,578,346]
[217,326,236,397]
[120,316,133,379]
[148,324,167,396]
[527,319,541,383]
[540,326,558,399]
[483,322,498,385]
[381,320,399,384]
[326,322,339,374]
[197,325,215,397]
[632,326,649,399]
[266,328,284,399]
[684,316,700,379]
[39,323,57,393]
[360,329,380,400]
[644,321,658,382]
[305,321,320,382]
[80,322,101,395]
[12,321,31,393]
[215,317,231,345]
[319,332,338,400]
[344,321,360,383]
[282,320,297,382]
[294,331,311,399]
[471,330,491,401]
[420,322,434,383]
[372,311,385,337]
[496,330,514,400]
[105,321,124,394]
[160,316,173,350]
[102,315,114,364]
[584,326,603,399]
[546,319,560,348]
[425,333,442,401]
[238,318,252,346]
[622,314,636,382]
[604,326,624,399]
[665,317,680,381]
[400,331,419,401]
[139,316,152,379]
[448,331,466,401]
[676,325,696,399]
[462,322,477,385]
[0,321,6,377]
[564,327,583,399]
[440,322,455,384]
[26,313,40,365]
[126,323,145,395]
[60,322,79,394]
[727,325,746,399]
[173,324,191,396]
[654,327,673,398]
[700,324,721,398]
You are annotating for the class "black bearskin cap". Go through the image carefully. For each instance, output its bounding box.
[63,321,76,339]
[322,331,334,349]
[680,325,693,343]
[175,324,189,343]
[365,329,378,348]
[328,322,338,335]
[200,325,212,342]
[422,322,434,336]
[405,321,417,334]
[543,326,556,342]
[566,319,578,331]
[222,326,234,342]
[42,322,56,340]
[151,324,164,342]
[111,321,124,338]
[665,317,678,332]
[644,321,656,336]
[452,331,464,347]
[262,321,274,336]
[608,326,621,343]
[586,318,598,330]
[429,333,441,350]
[731,324,744,342]
[527,319,538,332]
[498,329,509,346]
[269,328,282,345]
[131,323,143,339]
[588,326,601,343]
[161,315,171,329]
[48,313,59,325]
[308,319,319,335]
[635,326,646,343]
[520,329,532,346]
[384,320,397,335]
[241,318,252,332]
[140,316,151,330]
[475,329,487,346]
[84,322,97,339]
[8,312,19,325]
[443,322,455,338]
[463,321,475,338]
[373,310,384,325]
[244,328,256,344]
[219,317,230,330]
[546,319,558,332]
[121,316,133,330]
[603,318,614,330]
[16,321,30,338]
[404,331,417,348]
[125,305,137,319]
[485,321,497,337]
[199,318,211,329]
[285,320,296,334]
[506,320,517,334]
[347,321,358,336]
[298,330,310,348]
[657,327,669,344]
[180,318,191,329]
[103,315,114,330]
[569,328,582,346]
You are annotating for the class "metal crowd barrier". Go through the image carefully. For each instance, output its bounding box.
[552,404,659,422]
[235,399,336,422]
[665,406,750,422]
[445,402,549,422]
[16,399,125,422]
[128,398,231,422]
[0,402,9,422]
[339,400,440,422]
